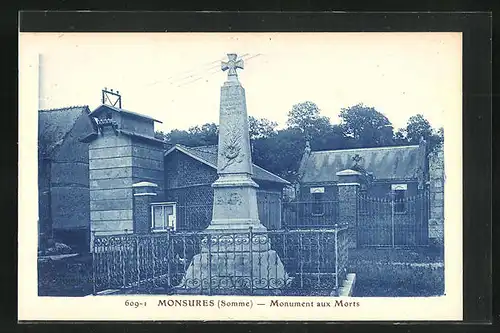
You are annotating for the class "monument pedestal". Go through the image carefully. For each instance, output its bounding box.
[175,232,291,294]
[206,174,266,233]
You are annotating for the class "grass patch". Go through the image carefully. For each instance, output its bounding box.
[38,254,93,296]
[349,246,444,297]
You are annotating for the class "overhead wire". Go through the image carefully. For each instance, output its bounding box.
[146,53,258,89]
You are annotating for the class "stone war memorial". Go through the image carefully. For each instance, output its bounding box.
[176,54,291,294]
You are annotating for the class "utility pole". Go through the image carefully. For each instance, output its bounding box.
[101,87,122,108]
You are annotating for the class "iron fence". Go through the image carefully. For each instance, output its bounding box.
[357,192,429,247]
[171,200,339,231]
[281,200,339,229]
[92,225,349,296]
[176,204,212,231]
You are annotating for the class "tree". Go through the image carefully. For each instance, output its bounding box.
[392,128,408,146]
[252,127,305,181]
[154,130,167,141]
[160,123,219,148]
[405,114,443,153]
[406,114,433,144]
[249,116,278,140]
[188,123,219,145]
[339,103,394,147]
[286,101,330,140]
[309,124,350,151]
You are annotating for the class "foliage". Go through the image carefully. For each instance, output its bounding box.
[249,116,278,140]
[406,114,443,153]
[156,103,444,182]
[286,101,331,140]
[155,123,219,148]
[339,103,394,147]
[252,127,305,181]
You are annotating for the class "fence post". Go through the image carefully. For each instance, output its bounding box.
[151,236,155,286]
[106,238,111,288]
[122,236,126,288]
[132,182,158,233]
[249,226,254,295]
[167,227,171,287]
[391,192,395,248]
[92,230,96,295]
[299,233,304,289]
[208,233,212,296]
[334,224,339,295]
[136,236,140,286]
[336,169,363,249]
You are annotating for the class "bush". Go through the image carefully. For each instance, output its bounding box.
[44,242,73,256]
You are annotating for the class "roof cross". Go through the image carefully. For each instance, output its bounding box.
[352,154,363,167]
[221,53,244,80]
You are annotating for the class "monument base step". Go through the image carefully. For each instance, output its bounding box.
[175,250,292,294]
[335,273,356,297]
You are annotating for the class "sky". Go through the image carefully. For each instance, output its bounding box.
[28,32,461,132]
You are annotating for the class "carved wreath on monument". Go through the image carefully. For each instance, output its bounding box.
[220,123,244,171]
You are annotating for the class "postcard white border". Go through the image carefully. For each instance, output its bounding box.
[18,32,463,321]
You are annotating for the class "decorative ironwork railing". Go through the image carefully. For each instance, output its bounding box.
[92,225,349,296]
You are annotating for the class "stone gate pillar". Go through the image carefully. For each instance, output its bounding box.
[336,169,362,249]
[132,181,158,233]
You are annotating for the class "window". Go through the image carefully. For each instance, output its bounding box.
[391,184,407,214]
[151,203,176,231]
[312,192,324,215]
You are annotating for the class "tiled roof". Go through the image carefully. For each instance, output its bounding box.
[300,145,423,183]
[38,105,90,157]
[166,144,290,185]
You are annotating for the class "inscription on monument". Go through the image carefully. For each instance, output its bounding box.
[220,94,244,115]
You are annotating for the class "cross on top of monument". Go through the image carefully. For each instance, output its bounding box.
[221,53,244,81]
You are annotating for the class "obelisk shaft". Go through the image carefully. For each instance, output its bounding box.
[207,54,264,233]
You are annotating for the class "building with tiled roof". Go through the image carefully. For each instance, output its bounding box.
[295,140,433,246]
[165,144,290,185]
[163,144,290,231]
[298,144,427,186]
[38,105,95,253]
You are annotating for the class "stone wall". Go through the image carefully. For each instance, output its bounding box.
[47,112,92,251]
[89,130,134,236]
[131,138,164,199]
[89,127,165,242]
[428,146,445,244]
[38,158,51,240]
[164,150,217,190]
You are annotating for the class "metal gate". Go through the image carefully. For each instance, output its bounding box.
[357,191,429,247]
